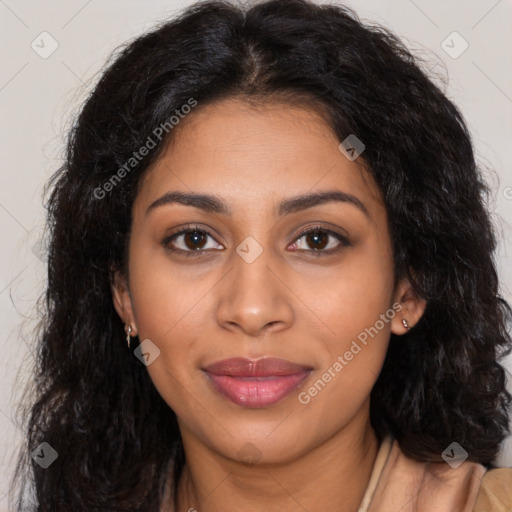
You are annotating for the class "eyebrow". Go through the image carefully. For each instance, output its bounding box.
[146,190,370,219]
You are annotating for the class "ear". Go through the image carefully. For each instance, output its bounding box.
[111,269,138,337]
[390,276,427,335]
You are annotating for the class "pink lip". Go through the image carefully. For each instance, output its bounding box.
[203,357,312,408]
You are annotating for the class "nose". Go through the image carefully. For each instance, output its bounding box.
[216,246,294,337]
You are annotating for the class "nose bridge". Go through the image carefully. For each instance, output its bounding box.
[234,243,274,296]
[216,236,294,335]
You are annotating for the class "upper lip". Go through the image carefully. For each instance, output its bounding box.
[203,357,312,377]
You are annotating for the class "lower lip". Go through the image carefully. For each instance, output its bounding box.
[205,372,310,408]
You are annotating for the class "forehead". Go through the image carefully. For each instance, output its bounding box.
[135,98,384,218]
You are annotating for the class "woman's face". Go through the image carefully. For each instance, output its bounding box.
[113,98,421,464]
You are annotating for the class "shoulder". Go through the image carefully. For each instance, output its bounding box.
[473,467,512,512]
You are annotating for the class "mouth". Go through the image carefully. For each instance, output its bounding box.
[203,357,313,409]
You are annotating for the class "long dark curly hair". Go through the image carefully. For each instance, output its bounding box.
[12,0,512,510]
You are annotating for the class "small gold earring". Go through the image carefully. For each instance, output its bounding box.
[126,325,132,349]
[402,319,409,330]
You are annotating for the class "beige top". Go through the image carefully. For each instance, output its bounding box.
[162,437,512,511]
[357,436,512,512]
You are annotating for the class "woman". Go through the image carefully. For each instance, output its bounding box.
[12,0,512,510]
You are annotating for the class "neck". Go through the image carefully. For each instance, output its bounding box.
[173,405,379,512]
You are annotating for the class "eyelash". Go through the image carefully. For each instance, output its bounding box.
[162,224,350,259]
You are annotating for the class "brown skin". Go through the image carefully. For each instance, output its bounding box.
[112,98,426,512]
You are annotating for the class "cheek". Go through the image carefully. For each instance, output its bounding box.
[298,236,395,406]
[127,240,216,394]
[128,234,210,337]
[300,235,395,345]
[128,256,208,416]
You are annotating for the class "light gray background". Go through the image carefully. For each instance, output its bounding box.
[1,0,511,509]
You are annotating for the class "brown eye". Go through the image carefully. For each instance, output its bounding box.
[183,230,208,250]
[305,231,329,250]
[162,226,224,256]
[290,227,350,255]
